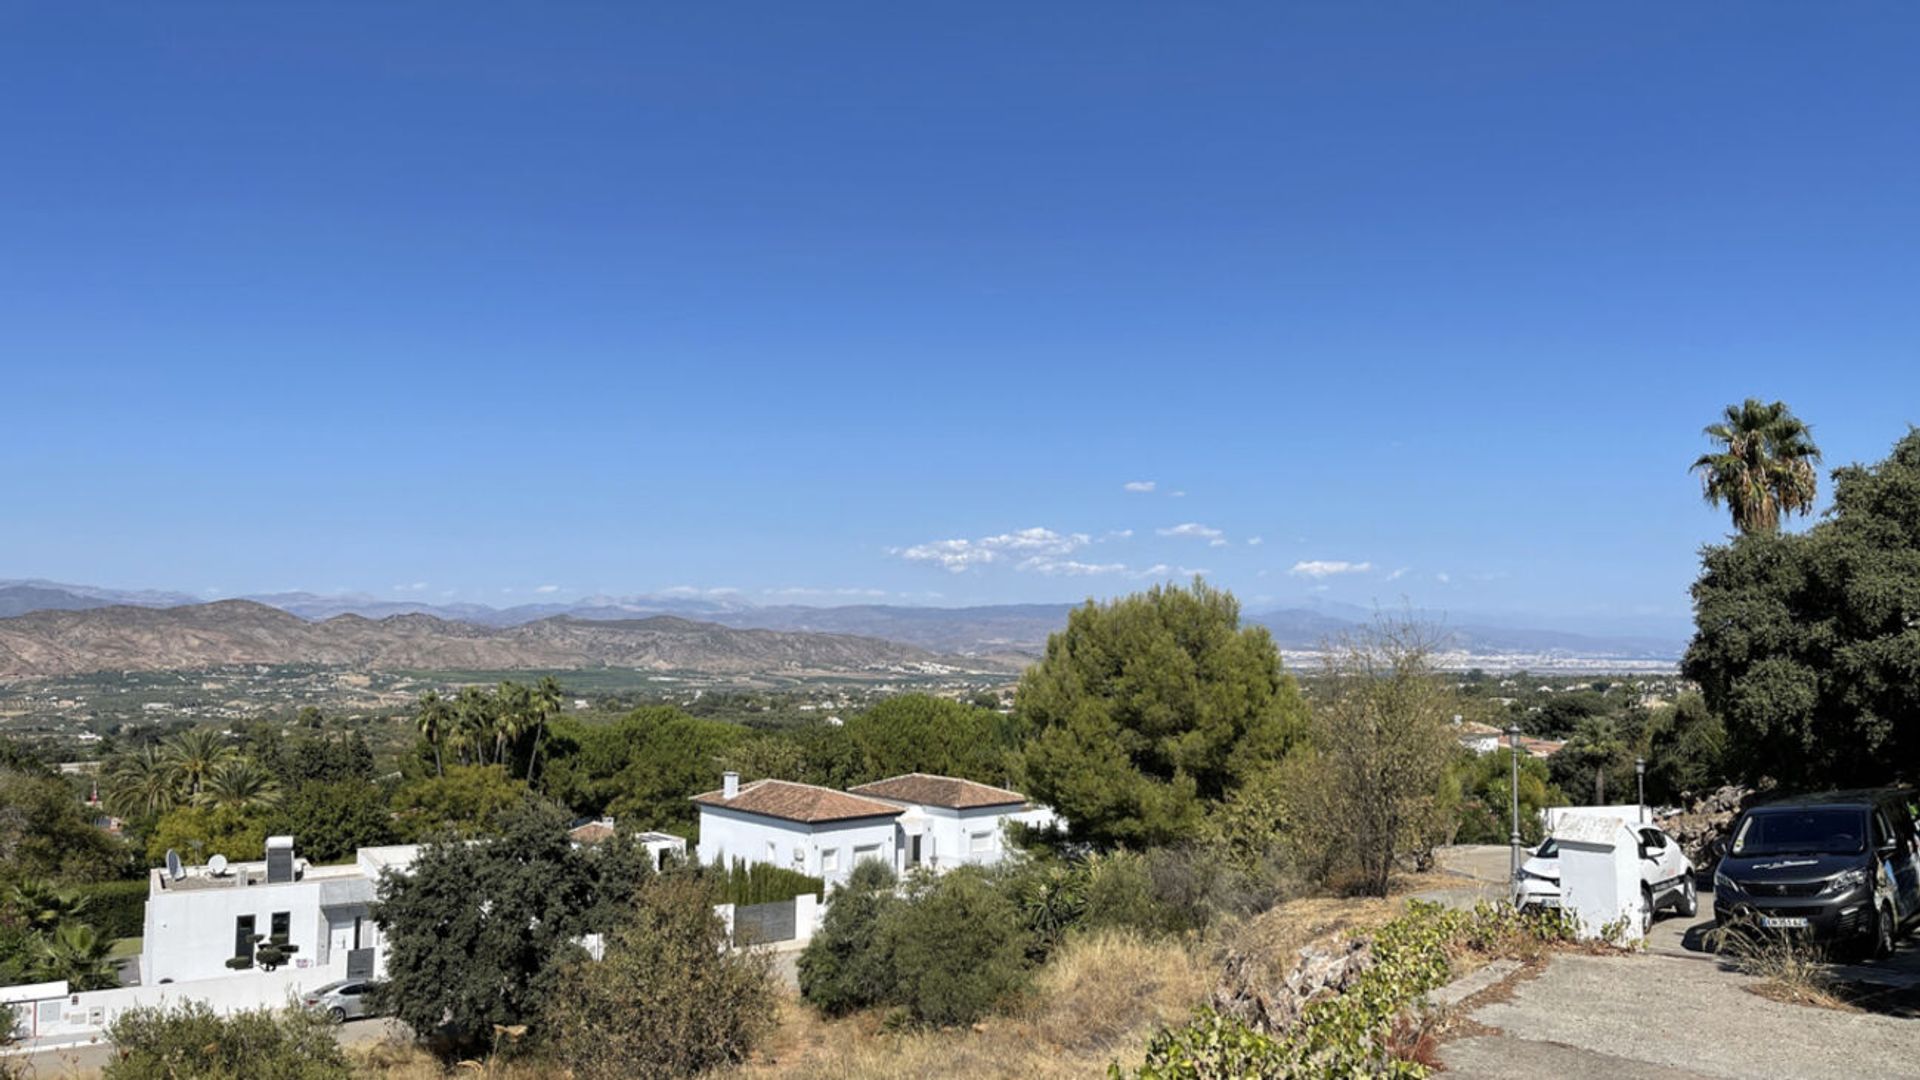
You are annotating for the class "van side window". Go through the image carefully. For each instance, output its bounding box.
[1874,811,1893,850]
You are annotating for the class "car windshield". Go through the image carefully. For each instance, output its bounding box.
[1732,808,1867,857]
[1534,838,1560,859]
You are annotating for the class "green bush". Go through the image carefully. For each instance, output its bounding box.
[542,874,777,1080]
[73,879,149,941]
[103,1001,350,1080]
[797,861,901,1016]
[711,859,823,906]
[880,867,1030,1026]
[1078,846,1285,938]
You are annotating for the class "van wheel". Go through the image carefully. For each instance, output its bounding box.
[1871,904,1895,960]
[1677,878,1698,918]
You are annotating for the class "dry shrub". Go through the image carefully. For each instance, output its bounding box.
[1708,917,1852,1011]
[349,1038,554,1079]
[1025,930,1210,1053]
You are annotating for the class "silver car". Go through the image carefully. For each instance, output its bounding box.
[302,979,378,1022]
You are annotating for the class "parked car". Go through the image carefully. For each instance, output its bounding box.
[1712,788,1920,959]
[302,979,379,1022]
[1514,821,1697,929]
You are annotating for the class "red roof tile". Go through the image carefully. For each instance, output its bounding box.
[849,773,1029,810]
[691,779,904,824]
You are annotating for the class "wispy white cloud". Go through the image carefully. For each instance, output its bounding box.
[1169,490,1187,498]
[893,527,1090,573]
[762,586,890,598]
[1131,563,1208,579]
[1384,567,1409,582]
[663,585,742,597]
[1020,557,1129,576]
[1246,536,1264,546]
[1435,572,1452,584]
[1103,529,1134,541]
[1122,480,1157,493]
[1157,522,1225,542]
[534,584,561,594]
[1289,560,1373,579]
[393,582,429,592]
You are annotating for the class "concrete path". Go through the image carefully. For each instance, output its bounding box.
[1441,951,1920,1079]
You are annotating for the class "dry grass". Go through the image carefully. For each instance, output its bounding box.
[732,931,1210,1080]
[348,1037,557,1078]
[1707,918,1856,1012]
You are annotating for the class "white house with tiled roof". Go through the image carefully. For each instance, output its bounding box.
[691,772,1059,886]
[692,774,906,887]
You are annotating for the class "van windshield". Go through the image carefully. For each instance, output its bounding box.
[1732,808,1868,857]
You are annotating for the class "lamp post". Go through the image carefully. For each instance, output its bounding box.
[1508,723,1524,881]
[1636,757,1647,824]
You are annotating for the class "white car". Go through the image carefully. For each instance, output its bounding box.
[1514,822,1699,928]
[302,979,379,1022]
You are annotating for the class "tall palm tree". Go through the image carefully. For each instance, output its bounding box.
[162,728,237,800]
[195,757,283,813]
[493,681,532,769]
[1691,399,1823,534]
[452,686,495,767]
[415,690,452,778]
[526,675,564,787]
[102,746,182,819]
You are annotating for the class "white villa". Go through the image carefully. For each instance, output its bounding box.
[140,837,420,986]
[692,771,1056,886]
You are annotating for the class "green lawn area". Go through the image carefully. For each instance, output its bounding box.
[109,937,142,961]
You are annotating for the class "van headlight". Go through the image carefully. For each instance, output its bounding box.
[1820,868,1869,896]
[1714,869,1739,895]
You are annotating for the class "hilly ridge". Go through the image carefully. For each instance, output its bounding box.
[0,600,985,679]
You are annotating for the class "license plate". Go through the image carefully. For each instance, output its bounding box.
[1761,916,1809,929]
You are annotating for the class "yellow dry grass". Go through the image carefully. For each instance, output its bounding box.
[732,930,1211,1080]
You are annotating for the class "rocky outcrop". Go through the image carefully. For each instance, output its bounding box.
[1213,937,1376,1034]
[1657,784,1758,865]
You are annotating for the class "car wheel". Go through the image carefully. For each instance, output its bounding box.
[1677,878,1698,918]
[328,1006,346,1023]
[1871,904,1896,961]
[1641,887,1654,935]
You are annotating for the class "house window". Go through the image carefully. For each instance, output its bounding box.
[852,843,882,866]
[969,831,993,857]
[234,915,256,960]
[270,911,290,941]
[820,848,839,874]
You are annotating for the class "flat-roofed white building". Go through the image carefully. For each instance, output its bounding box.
[140,838,419,986]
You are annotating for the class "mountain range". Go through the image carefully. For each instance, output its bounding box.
[0,580,1686,674]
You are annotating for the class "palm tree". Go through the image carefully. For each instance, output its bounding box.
[493,681,532,769]
[415,690,452,778]
[7,880,91,934]
[102,746,182,819]
[1691,399,1823,534]
[526,675,564,787]
[195,757,283,813]
[30,921,119,991]
[162,728,237,800]
[452,687,495,767]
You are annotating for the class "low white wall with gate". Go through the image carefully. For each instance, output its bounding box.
[3,960,352,1050]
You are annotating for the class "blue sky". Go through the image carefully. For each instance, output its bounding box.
[4,6,1918,635]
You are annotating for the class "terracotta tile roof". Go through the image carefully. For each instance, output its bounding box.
[690,779,904,824]
[567,820,617,845]
[849,773,1029,810]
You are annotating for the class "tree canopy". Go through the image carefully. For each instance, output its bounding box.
[1684,428,1920,789]
[842,694,1014,785]
[1017,579,1307,848]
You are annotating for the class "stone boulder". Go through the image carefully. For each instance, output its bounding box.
[1213,936,1375,1034]
[1657,784,1756,865]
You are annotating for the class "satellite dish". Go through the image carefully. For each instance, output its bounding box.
[208,854,229,876]
[165,849,184,881]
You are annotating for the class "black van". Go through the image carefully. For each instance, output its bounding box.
[1712,788,1920,958]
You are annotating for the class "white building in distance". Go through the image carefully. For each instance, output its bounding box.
[691,771,1056,886]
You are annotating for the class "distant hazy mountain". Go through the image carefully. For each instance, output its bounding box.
[0,601,991,679]
[0,579,201,618]
[0,581,1686,666]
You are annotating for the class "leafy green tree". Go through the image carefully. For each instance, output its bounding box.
[719,732,810,784]
[539,708,744,831]
[843,694,1012,784]
[1684,429,1920,788]
[1451,749,1564,845]
[542,874,775,1080]
[1642,693,1728,803]
[391,765,529,839]
[0,767,132,882]
[1690,398,1822,535]
[1017,580,1307,848]
[268,781,399,863]
[283,731,375,786]
[374,801,602,1057]
[103,1002,349,1080]
[797,861,902,1016]
[144,805,270,866]
[1549,717,1631,805]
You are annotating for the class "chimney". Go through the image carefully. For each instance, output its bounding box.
[265,835,295,884]
[722,771,740,799]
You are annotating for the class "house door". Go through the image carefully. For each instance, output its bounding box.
[908,834,923,867]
